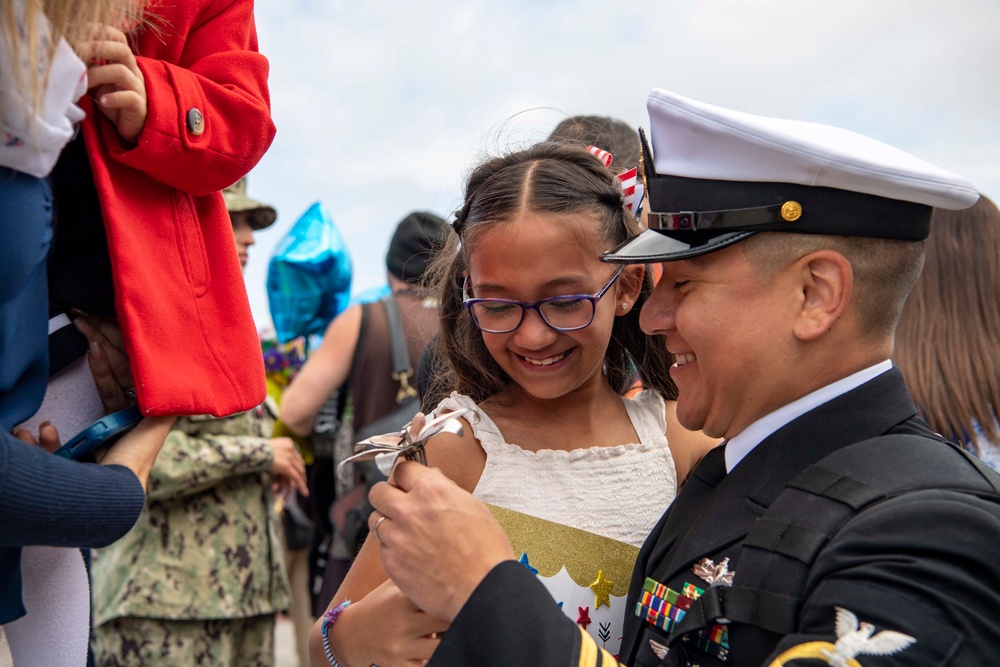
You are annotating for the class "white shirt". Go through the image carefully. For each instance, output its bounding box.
[725,360,894,473]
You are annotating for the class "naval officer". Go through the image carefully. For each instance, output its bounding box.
[365,89,1000,667]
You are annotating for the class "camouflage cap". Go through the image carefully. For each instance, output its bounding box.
[223,177,277,230]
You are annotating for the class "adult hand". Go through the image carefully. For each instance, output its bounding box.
[75,23,147,143]
[269,437,308,499]
[100,416,175,492]
[369,461,515,622]
[331,580,450,667]
[73,312,135,413]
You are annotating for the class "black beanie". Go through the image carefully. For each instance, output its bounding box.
[386,211,449,284]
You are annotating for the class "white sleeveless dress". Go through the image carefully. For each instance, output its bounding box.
[434,390,678,658]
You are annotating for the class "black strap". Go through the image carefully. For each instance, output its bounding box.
[665,432,1000,649]
[786,466,885,509]
[381,295,417,405]
[741,518,829,564]
[671,586,800,637]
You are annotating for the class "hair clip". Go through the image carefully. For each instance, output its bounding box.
[337,408,472,477]
[619,167,643,218]
[587,145,614,168]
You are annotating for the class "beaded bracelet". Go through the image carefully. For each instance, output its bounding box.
[320,599,351,667]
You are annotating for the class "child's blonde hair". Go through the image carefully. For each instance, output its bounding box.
[1,0,146,116]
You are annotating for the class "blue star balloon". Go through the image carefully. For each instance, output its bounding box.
[267,202,352,343]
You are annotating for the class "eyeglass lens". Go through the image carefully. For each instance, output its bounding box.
[470,297,595,333]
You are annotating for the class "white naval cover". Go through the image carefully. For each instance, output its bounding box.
[434,390,677,656]
[646,88,980,210]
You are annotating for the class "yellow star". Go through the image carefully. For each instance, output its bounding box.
[590,569,614,609]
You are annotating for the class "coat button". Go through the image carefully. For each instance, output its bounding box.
[186,108,205,136]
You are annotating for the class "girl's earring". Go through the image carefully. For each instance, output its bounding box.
[620,303,629,311]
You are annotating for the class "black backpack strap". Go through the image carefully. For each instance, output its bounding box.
[381,295,417,405]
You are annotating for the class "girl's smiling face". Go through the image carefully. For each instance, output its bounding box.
[465,210,638,402]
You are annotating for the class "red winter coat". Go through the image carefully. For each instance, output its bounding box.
[79,0,276,416]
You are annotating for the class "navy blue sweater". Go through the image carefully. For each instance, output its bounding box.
[0,430,145,623]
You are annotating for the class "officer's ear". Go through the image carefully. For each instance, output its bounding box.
[792,249,852,342]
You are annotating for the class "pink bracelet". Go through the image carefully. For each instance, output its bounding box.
[321,599,351,667]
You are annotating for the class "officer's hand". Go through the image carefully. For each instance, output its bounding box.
[269,437,308,499]
[369,461,515,622]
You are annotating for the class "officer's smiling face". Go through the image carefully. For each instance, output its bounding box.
[640,242,797,439]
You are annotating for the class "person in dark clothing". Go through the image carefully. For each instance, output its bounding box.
[365,89,1000,667]
[280,211,449,620]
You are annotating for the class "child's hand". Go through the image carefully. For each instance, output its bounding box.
[76,24,147,144]
[14,422,62,454]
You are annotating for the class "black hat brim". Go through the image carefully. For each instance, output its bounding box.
[602,229,756,264]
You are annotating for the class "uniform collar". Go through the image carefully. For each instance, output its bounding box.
[725,360,894,473]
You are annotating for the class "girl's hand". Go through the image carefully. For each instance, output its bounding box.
[75,24,147,143]
[329,579,449,667]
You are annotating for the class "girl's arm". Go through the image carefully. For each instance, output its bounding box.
[664,399,723,485]
[308,415,486,667]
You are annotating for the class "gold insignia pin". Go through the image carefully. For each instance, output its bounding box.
[780,200,803,222]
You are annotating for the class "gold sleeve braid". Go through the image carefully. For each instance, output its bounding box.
[576,626,622,667]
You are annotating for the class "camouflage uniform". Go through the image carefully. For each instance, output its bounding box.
[92,402,290,667]
[92,616,274,667]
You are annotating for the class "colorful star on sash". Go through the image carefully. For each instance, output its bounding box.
[590,569,614,609]
[518,552,538,576]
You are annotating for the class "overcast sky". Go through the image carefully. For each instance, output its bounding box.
[244,0,1000,332]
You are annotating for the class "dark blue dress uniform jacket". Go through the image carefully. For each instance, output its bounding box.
[429,368,1000,666]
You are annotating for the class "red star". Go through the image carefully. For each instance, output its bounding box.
[577,606,592,630]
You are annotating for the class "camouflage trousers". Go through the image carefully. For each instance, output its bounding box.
[93,614,276,667]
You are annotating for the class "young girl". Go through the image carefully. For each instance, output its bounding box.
[311,141,719,666]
